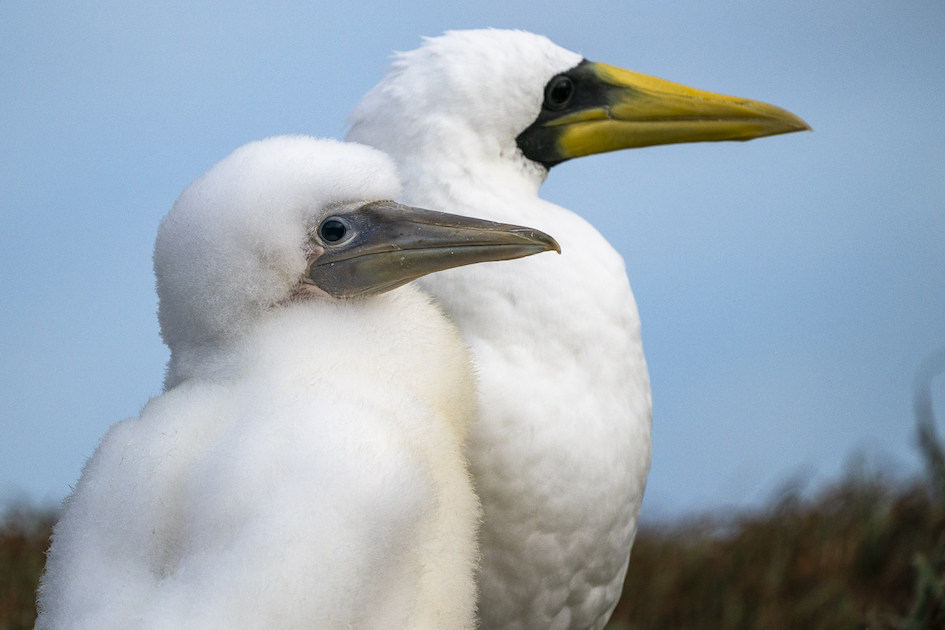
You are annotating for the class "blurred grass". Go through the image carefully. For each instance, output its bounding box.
[0,504,55,630]
[607,468,945,630]
[3,355,944,629]
[606,350,945,630]
[4,464,942,630]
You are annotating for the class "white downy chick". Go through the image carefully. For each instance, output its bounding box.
[35,135,558,630]
[347,29,809,630]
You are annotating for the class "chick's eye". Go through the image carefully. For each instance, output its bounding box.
[319,218,348,243]
[545,76,574,109]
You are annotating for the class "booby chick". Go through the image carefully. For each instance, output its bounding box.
[347,29,810,630]
[35,135,558,630]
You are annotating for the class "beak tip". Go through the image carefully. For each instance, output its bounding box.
[790,117,813,134]
[781,110,812,134]
[534,231,561,255]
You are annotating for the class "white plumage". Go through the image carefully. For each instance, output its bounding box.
[347,32,650,630]
[36,135,557,630]
[347,29,808,630]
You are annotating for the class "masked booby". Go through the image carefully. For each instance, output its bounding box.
[35,135,558,630]
[347,29,809,630]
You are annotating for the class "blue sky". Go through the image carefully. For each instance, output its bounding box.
[1,0,943,518]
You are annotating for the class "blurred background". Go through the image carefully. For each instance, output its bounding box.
[1,1,943,520]
[2,1,944,628]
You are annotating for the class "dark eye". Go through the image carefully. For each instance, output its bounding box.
[319,218,348,243]
[544,75,574,109]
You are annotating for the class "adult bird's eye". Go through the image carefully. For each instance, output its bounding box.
[319,218,348,243]
[544,75,574,109]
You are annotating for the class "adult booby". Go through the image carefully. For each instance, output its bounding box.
[347,29,809,630]
[35,135,558,630]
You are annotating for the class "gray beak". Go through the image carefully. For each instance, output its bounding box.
[307,200,561,299]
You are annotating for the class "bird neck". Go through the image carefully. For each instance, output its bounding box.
[349,113,548,214]
[394,144,549,219]
[162,288,475,431]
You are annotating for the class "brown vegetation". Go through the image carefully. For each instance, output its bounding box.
[605,351,945,630]
[3,466,942,630]
[608,470,945,630]
[4,358,944,629]
[0,504,55,630]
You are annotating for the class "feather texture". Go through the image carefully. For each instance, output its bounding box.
[348,30,652,630]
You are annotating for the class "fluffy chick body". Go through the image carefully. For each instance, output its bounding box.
[36,137,481,630]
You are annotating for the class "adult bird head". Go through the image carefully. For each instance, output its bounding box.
[153,136,559,354]
[347,29,809,175]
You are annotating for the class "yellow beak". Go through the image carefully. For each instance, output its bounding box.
[516,60,810,166]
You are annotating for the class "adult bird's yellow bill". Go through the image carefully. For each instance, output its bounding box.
[517,60,810,166]
[347,28,809,630]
